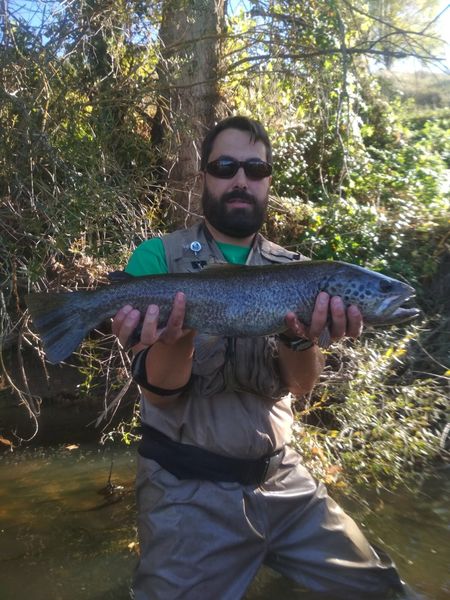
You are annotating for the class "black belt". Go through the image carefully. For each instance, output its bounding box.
[138,423,285,486]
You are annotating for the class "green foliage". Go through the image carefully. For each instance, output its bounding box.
[1,0,448,488]
[293,327,447,490]
[0,0,166,359]
[267,88,449,295]
[378,71,450,109]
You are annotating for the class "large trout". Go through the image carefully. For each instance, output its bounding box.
[25,261,420,364]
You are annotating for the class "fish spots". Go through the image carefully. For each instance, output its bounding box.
[346,283,372,301]
[326,278,376,306]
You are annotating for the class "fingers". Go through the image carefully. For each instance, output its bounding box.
[138,292,190,347]
[140,305,160,346]
[307,293,364,342]
[112,304,140,348]
[329,296,346,340]
[346,304,363,339]
[158,292,187,344]
[328,297,363,341]
[111,293,191,352]
[308,292,330,341]
[284,311,307,338]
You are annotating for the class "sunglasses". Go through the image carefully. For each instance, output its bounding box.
[206,158,272,180]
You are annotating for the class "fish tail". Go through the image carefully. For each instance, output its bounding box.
[25,291,93,364]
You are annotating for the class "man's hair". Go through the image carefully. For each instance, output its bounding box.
[200,116,272,170]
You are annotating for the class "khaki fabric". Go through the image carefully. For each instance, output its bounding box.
[140,223,305,458]
[133,225,407,600]
[132,449,404,600]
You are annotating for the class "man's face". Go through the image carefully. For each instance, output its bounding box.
[201,128,271,239]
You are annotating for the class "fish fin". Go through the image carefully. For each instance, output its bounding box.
[107,270,136,283]
[25,292,92,364]
[318,327,331,348]
[193,334,223,363]
[200,263,246,272]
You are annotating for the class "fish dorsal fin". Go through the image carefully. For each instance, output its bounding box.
[107,270,136,283]
[201,263,248,272]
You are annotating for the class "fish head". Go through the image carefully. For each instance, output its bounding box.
[322,264,421,326]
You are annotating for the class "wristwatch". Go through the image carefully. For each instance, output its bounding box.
[131,346,190,395]
[276,332,315,352]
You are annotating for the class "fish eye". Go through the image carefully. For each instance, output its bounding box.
[379,280,394,294]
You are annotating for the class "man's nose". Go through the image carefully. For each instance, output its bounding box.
[232,166,248,187]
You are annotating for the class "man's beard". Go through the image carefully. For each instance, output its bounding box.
[202,185,268,239]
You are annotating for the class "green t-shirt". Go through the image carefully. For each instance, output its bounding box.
[216,241,250,265]
[125,238,168,275]
[125,237,250,276]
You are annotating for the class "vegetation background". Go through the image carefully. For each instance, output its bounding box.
[0,0,449,492]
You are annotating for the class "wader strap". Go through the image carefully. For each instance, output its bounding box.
[138,423,285,486]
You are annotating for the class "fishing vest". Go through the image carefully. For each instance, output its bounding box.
[139,222,308,458]
[161,221,305,273]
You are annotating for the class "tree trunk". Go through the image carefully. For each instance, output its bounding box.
[154,0,226,225]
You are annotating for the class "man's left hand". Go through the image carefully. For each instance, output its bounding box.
[285,291,363,344]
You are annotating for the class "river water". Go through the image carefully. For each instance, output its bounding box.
[0,443,448,599]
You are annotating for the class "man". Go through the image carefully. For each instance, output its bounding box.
[113,116,413,599]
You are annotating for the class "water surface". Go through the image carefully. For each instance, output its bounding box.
[0,444,448,599]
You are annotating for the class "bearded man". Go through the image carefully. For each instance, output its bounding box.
[113,116,419,600]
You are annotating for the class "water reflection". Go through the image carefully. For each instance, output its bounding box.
[0,446,136,600]
[0,445,448,599]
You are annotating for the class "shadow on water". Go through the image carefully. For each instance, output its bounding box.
[0,443,448,600]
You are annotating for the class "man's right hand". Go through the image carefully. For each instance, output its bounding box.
[112,292,196,403]
[112,291,195,354]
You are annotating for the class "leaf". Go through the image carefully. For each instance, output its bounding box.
[0,435,13,448]
[326,465,342,475]
[311,446,326,462]
[128,541,139,554]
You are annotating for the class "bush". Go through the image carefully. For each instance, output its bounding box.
[293,326,447,490]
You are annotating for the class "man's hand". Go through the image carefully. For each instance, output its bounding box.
[278,292,362,396]
[112,292,195,354]
[284,291,363,344]
[112,292,195,404]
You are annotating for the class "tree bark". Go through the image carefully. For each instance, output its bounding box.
[154,0,226,225]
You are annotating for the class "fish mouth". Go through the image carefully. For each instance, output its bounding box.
[374,292,421,325]
[387,305,421,324]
